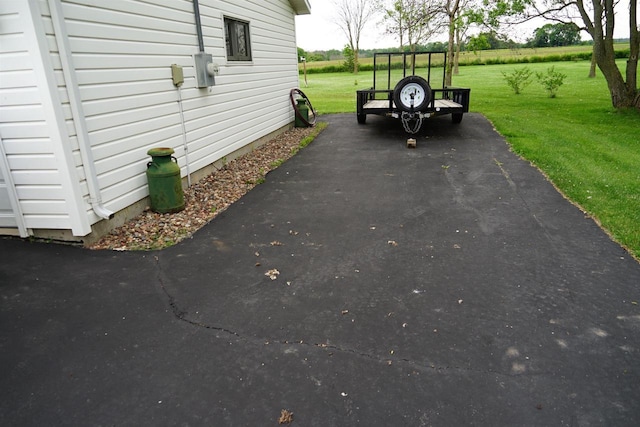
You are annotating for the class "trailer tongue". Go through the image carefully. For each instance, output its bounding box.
[356,51,470,134]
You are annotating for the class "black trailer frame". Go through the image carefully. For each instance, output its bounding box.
[356,51,470,133]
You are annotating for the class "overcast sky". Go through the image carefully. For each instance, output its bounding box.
[294,0,632,51]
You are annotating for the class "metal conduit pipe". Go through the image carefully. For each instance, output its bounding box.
[193,0,205,52]
[49,0,114,220]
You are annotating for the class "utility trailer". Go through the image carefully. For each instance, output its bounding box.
[356,51,470,134]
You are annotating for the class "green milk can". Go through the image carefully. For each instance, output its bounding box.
[294,98,309,127]
[146,147,185,213]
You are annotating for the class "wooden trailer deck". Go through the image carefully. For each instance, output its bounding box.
[363,98,462,111]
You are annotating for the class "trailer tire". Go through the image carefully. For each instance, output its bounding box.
[452,113,463,124]
[393,76,432,113]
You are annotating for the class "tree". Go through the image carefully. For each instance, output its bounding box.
[481,0,639,109]
[467,33,491,56]
[377,0,445,53]
[464,30,513,53]
[343,44,356,72]
[472,31,512,49]
[530,22,581,47]
[588,44,597,78]
[307,52,328,61]
[443,0,462,86]
[453,4,480,75]
[333,0,376,74]
[442,1,483,84]
[297,47,306,63]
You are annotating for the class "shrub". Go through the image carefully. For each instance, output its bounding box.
[304,65,347,74]
[502,67,533,94]
[536,66,567,98]
[343,45,355,73]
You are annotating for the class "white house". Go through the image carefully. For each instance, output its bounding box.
[0,0,310,243]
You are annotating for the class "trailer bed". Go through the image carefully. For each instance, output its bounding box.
[357,86,470,122]
[362,98,463,111]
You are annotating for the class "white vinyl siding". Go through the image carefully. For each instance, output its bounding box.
[0,0,301,238]
[62,0,300,217]
[0,0,90,235]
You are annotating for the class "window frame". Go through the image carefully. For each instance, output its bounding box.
[224,16,252,62]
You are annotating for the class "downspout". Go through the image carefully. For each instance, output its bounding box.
[193,0,205,53]
[0,136,30,237]
[48,0,114,220]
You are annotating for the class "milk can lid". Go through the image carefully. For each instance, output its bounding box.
[147,147,174,157]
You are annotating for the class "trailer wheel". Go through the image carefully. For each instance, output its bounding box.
[452,113,463,124]
[393,76,432,113]
[357,113,366,124]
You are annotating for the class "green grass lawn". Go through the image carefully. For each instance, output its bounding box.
[300,60,640,259]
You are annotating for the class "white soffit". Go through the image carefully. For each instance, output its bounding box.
[289,0,311,15]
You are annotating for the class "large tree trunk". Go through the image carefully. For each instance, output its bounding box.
[454,26,461,75]
[594,41,638,108]
[585,0,639,109]
[588,46,596,78]
[627,0,639,108]
[445,16,455,86]
[353,46,359,74]
[445,0,461,86]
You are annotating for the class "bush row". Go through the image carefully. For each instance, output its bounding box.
[299,49,630,74]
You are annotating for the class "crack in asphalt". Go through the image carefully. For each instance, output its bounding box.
[154,257,560,377]
[151,257,547,378]
[153,258,425,367]
[153,255,240,337]
[156,287,509,375]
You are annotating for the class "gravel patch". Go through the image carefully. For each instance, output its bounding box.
[89,123,326,251]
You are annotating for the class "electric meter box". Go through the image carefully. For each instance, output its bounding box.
[194,53,215,88]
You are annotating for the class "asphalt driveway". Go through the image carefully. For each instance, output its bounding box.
[1,113,639,426]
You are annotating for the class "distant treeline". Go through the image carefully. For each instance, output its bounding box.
[298,35,631,63]
[299,42,455,63]
[298,47,631,75]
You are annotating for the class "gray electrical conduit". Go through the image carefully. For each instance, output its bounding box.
[184,0,205,186]
[193,0,205,53]
[48,0,114,220]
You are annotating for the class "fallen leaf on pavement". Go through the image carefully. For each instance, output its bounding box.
[278,409,294,424]
[265,269,280,280]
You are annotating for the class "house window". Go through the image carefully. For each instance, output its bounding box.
[224,17,251,61]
